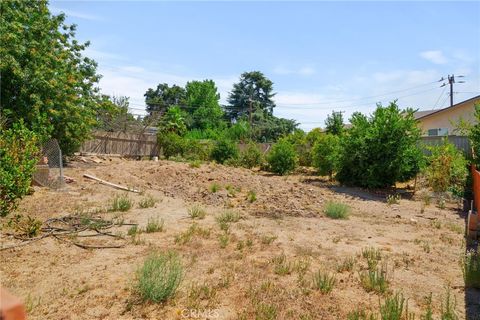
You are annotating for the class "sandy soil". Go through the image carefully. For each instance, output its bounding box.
[1,157,478,320]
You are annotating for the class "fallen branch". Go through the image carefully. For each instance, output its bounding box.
[83,173,140,193]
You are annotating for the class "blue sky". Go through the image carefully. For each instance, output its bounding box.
[50,1,480,130]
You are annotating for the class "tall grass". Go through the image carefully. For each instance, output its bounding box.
[462,249,480,288]
[324,201,350,219]
[312,270,336,294]
[136,251,183,302]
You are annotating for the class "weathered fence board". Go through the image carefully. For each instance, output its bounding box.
[420,135,471,157]
[79,131,159,157]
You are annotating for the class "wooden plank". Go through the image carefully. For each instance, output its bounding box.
[83,173,140,193]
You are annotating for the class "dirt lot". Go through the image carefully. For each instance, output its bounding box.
[1,158,478,319]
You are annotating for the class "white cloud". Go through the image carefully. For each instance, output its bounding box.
[50,7,102,21]
[272,65,316,76]
[420,50,448,65]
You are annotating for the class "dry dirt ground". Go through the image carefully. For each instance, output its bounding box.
[1,158,478,319]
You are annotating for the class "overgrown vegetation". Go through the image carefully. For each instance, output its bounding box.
[135,251,183,303]
[7,214,42,238]
[0,122,39,217]
[423,139,468,197]
[462,249,480,288]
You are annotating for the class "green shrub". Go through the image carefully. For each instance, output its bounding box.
[158,132,185,159]
[324,201,350,219]
[184,139,214,161]
[0,122,39,217]
[423,139,468,196]
[211,139,239,164]
[336,102,423,189]
[266,139,298,175]
[7,214,42,238]
[240,142,263,168]
[312,133,341,179]
[136,251,183,302]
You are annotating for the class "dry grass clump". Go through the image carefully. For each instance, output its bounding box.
[188,204,207,219]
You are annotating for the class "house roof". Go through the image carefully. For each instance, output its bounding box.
[414,94,480,120]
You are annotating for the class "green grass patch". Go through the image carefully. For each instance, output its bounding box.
[324,201,350,219]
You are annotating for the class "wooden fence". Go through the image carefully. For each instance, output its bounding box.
[79,131,159,157]
[420,135,471,157]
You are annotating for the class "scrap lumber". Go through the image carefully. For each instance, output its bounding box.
[83,173,140,193]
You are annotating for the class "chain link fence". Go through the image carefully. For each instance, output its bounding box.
[33,139,65,189]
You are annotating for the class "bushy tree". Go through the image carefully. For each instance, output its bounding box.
[312,134,341,179]
[0,0,101,155]
[266,139,298,175]
[336,102,423,188]
[226,71,276,121]
[325,111,344,135]
[158,132,185,159]
[185,80,225,130]
[158,106,187,136]
[0,122,39,216]
[144,83,186,116]
[211,139,239,164]
[240,142,264,169]
[424,139,468,196]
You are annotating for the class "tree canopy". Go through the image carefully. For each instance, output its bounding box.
[0,0,100,155]
[144,83,186,116]
[225,71,276,122]
[325,111,344,135]
[185,80,224,130]
[336,102,423,188]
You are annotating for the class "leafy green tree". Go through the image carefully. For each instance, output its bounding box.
[312,134,341,179]
[158,106,187,136]
[325,111,344,135]
[336,102,423,188]
[424,139,468,196]
[0,0,100,155]
[470,104,480,166]
[226,71,276,121]
[0,122,39,216]
[266,139,298,175]
[185,80,225,130]
[145,83,186,116]
[250,111,298,142]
